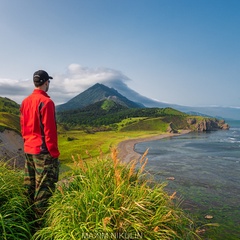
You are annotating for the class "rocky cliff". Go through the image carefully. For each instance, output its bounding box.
[187,118,229,131]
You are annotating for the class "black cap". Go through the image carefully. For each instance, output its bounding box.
[33,70,53,84]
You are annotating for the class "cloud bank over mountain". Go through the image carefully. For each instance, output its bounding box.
[0,64,134,105]
[1,63,240,120]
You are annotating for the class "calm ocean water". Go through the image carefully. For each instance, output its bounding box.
[134,120,240,239]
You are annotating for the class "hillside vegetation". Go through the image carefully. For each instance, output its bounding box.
[0,97,20,132]
[56,100,229,133]
[56,100,188,129]
[0,112,20,132]
[0,97,20,115]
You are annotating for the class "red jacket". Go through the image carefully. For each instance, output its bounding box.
[20,89,60,158]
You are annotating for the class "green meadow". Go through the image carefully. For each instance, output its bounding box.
[58,129,161,173]
[57,115,171,174]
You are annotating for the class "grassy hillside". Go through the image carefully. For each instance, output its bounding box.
[0,97,20,132]
[0,97,20,115]
[0,112,20,132]
[119,115,190,132]
[120,117,169,131]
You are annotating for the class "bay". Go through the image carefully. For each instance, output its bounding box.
[134,120,240,239]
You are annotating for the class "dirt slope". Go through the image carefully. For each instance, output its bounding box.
[0,130,24,168]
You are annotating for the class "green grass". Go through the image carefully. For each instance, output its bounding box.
[101,99,118,111]
[57,129,172,179]
[0,112,20,132]
[0,97,20,116]
[0,162,34,239]
[116,117,147,130]
[120,117,169,131]
[0,148,201,240]
[58,130,162,168]
[34,148,200,240]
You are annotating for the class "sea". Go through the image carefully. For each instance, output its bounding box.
[134,120,240,239]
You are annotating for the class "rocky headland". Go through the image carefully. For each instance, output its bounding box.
[186,118,229,131]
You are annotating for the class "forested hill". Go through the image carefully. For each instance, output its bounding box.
[56,100,185,127]
[56,100,229,132]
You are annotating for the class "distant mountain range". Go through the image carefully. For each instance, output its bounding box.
[56,83,240,120]
[98,82,240,120]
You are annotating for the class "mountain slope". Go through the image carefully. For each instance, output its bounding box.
[102,81,240,120]
[56,83,144,112]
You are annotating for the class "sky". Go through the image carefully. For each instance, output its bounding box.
[0,0,239,108]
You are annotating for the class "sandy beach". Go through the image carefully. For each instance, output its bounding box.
[117,130,191,163]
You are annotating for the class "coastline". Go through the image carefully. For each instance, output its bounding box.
[117,130,191,163]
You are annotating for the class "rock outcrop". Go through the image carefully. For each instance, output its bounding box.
[167,122,178,133]
[187,118,229,132]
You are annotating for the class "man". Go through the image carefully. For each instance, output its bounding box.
[20,70,60,224]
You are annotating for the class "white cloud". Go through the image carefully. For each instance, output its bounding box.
[0,78,32,104]
[0,64,132,105]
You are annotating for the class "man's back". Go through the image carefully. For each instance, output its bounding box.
[20,89,59,158]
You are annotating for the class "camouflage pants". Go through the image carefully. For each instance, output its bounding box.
[24,153,59,220]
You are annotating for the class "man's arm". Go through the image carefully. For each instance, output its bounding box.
[41,101,60,158]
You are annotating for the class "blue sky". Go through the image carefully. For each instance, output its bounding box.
[0,0,239,107]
